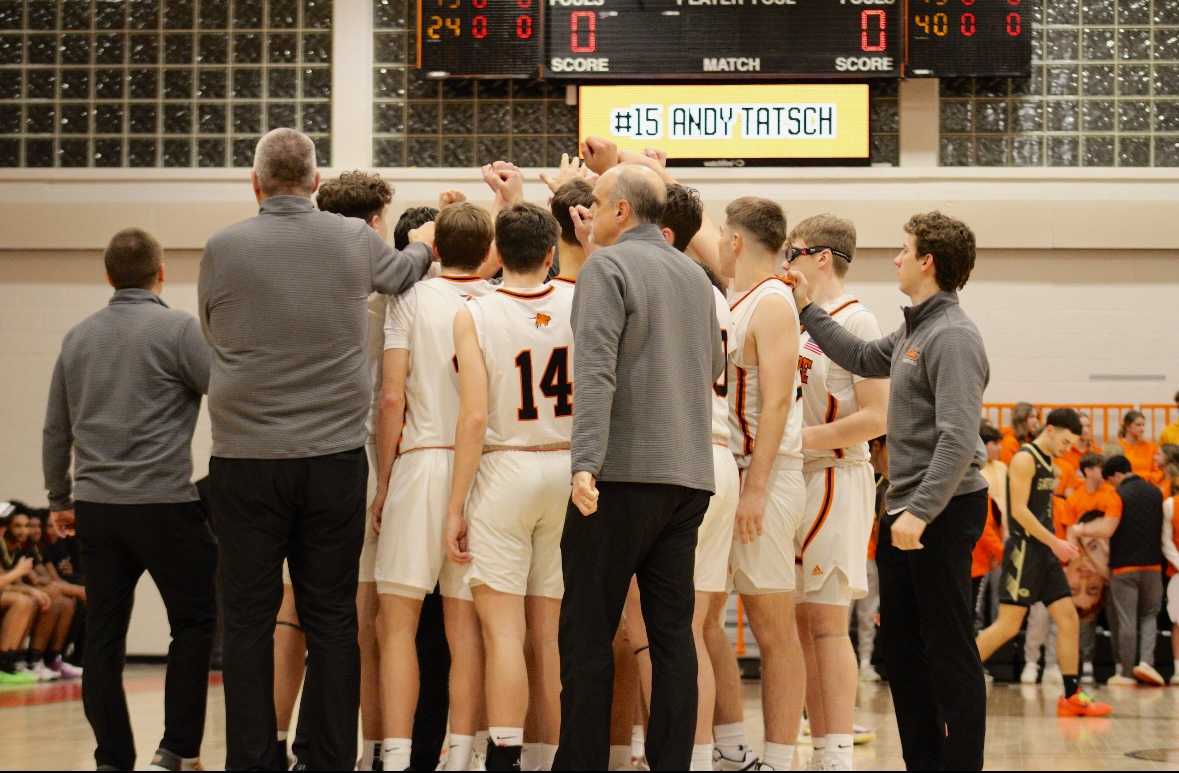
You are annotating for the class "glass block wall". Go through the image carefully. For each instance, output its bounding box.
[940,0,1179,167]
[372,0,577,168]
[0,0,332,168]
[870,80,899,166]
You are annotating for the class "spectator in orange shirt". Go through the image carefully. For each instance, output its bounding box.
[1060,453,1118,683]
[1153,444,1179,498]
[1058,413,1102,474]
[1108,410,1164,486]
[999,402,1039,466]
[1158,391,1179,448]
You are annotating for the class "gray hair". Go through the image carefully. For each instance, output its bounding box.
[253,128,317,196]
[610,165,666,225]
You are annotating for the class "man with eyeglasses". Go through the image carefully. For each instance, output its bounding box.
[783,215,888,772]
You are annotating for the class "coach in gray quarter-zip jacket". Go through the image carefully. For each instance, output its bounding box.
[788,211,991,772]
[198,128,434,772]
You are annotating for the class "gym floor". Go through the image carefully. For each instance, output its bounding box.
[2,666,1178,770]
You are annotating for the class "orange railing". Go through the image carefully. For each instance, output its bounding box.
[983,403,1177,448]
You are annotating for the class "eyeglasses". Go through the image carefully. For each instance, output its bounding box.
[785,245,853,264]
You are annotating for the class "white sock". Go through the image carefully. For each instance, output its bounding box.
[690,743,714,770]
[475,729,490,752]
[763,742,795,771]
[631,724,645,760]
[276,731,288,742]
[826,734,854,770]
[1174,659,1179,675]
[522,742,541,771]
[713,721,748,761]
[445,734,474,771]
[812,737,826,767]
[489,726,525,748]
[360,739,380,771]
[609,744,632,770]
[540,743,557,770]
[382,738,411,772]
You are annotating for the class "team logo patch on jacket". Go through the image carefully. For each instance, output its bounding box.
[533,313,552,328]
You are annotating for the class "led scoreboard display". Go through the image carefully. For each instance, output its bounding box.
[545,0,900,79]
[906,0,1032,77]
[414,0,1032,79]
[417,0,541,77]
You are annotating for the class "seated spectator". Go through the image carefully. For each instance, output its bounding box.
[1159,392,1179,447]
[2,508,80,680]
[0,509,39,684]
[1000,402,1039,465]
[40,514,86,665]
[1107,410,1164,485]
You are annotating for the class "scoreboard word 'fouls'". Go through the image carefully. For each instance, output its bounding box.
[610,104,838,141]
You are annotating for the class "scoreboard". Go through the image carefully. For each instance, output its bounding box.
[415,0,1032,79]
[545,0,900,79]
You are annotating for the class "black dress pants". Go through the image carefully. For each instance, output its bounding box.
[553,482,709,771]
[410,587,452,771]
[208,448,368,771]
[75,500,218,771]
[876,490,989,771]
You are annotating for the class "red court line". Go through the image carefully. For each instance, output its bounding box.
[0,672,222,710]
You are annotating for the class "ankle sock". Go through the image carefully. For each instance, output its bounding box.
[713,722,748,761]
[1063,674,1080,697]
[26,649,42,667]
[762,742,795,770]
[521,743,540,771]
[690,743,713,771]
[360,739,380,770]
[608,744,631,770]
[0,651,16,674]
[539,743,557,770]
[446,735,474,771]
[826,734,853,770]
[382,737,411,772]
[811,737,826,767]
[276,731,288,742]
[489,726,525,747]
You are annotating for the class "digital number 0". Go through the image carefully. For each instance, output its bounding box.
[861,9,886,52]
[571,10,596,54]
[1007,11,1021,35]
[517,13,532,38]
[472,14,487,38]
[960,12,975,36]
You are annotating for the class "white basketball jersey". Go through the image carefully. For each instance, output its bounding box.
[727,276,803,467]
[799,294,883,463]
[384,274,494,452]
[711,287,732,445]
[467,283,575,448]
[365,292,387,441]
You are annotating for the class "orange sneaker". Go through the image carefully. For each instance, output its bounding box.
[1057,691,1113,717]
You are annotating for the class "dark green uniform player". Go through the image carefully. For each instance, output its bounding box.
[1001,442,1071,607]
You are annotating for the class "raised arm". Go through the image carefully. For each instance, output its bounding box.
[369,226,433,297]
[905,326,989,524]
[445,306,489,563]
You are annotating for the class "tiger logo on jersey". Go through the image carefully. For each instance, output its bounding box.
[533,312,552,328]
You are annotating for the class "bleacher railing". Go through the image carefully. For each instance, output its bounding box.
[982,403,1177,448]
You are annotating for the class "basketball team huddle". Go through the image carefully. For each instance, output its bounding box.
[328,137,896,773]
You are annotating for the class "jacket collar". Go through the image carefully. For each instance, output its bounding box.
[614,223,667,247]
[903,290,958,335]
[259,195,316,214]
[109,288,167,308]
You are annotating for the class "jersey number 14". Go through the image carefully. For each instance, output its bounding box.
[515,347,573,421]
